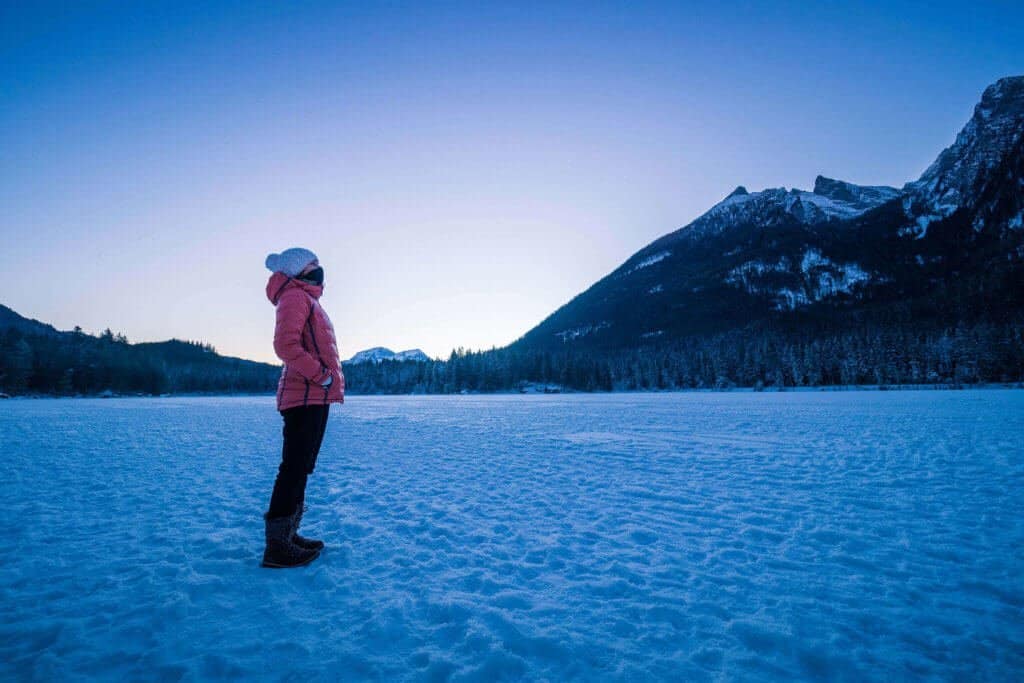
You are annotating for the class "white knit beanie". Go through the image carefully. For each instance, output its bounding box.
[265,248,318,277]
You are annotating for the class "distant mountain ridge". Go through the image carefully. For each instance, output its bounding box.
[513,75,1024,352]
[0,304,280,396]
[0,304,61,337]
[347,347,431,365]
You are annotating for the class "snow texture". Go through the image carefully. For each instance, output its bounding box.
[2,392,1023,680]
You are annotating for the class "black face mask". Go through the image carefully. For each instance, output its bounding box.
[299,266,324,286]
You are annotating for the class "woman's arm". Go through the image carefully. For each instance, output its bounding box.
[273,291,332,384]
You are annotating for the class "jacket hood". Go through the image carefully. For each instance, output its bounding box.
[266,272,323,305]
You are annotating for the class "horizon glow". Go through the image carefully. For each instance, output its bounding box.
[2,2,1022,362]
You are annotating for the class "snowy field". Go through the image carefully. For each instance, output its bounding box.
[1,391,1022,681]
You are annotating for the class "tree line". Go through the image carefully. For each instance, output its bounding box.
[343,320,1024,394]
[3,320,1022,397]
[0,326,278,396]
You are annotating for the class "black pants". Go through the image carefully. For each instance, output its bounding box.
[267,404,330,518]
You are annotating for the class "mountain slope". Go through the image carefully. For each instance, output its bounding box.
[0,305,281,395]
[904,75,1024,234]
[0,304,61,338]
[513,76,1024,353]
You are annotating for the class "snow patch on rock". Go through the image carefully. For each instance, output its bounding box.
[629,251,670,273]
[775,288,811,310]
[726,257,792,283]
[800,249,870,300]
[726,249,872,310]
[903,76,1024,231]
[555,322,610,342]
[1009,210,1024,231]
[898,214,942,239]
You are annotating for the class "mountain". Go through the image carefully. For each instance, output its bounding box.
[0,304,61,338]
[0,304,281,396]
[5,77,1022,396]
[513,76,1024,353]
[346,347,431,365]
[394,349,432,362]
[904,76,1024,236]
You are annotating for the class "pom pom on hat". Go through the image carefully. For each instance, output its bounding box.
[265,248,318,277]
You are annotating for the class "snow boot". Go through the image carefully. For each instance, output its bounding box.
[291,505,325,552]
[261,514,320,568]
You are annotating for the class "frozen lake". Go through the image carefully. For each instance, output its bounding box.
[1,391,1022,680]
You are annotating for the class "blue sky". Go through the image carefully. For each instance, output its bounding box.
[2,1,1022,362]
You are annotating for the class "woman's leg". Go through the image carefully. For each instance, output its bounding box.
[262,406,324,567]
[306,404,331,476]
[267,406,324,518]
[288,405,329,551]
[294,406,329,508]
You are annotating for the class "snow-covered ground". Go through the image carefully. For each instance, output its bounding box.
[2,392,1022,680]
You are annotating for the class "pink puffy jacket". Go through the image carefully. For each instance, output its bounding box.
[266,272,345,411]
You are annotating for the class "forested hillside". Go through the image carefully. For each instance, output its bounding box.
[342,320,1024,394]
[0,308,278,397]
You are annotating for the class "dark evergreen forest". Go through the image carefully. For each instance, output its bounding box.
[3,318,1022,398]
[343,320,1024,394]
[0,326,278,397]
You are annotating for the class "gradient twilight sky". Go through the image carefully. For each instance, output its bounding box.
[2,2,1022,363]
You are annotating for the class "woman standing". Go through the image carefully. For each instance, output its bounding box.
[262,247,345,568]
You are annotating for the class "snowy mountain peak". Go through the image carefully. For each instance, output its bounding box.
[346,347,394,364]
[812,176,900,210]
[346,347,430,364]
[393,349,431,362]
[673,179,899,243]
[906,75,1024,220]
[518,77,1024,356]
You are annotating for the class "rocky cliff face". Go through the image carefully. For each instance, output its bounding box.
[902,76,1024,237]
[655,178,899,246]
[513,76,1024,352]
[911,76,1024,203]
